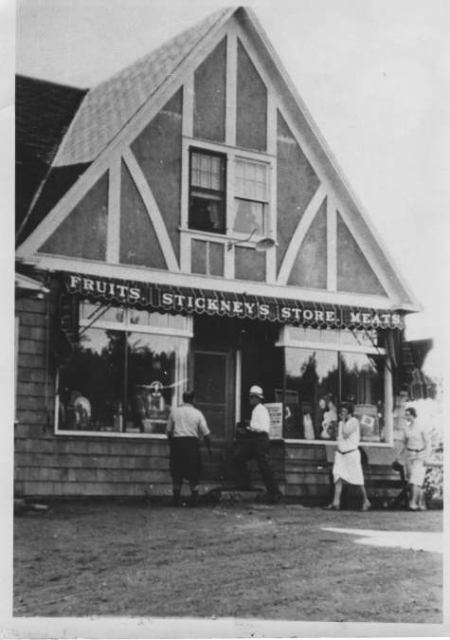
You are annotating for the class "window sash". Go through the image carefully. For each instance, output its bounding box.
[79,302,193,336]
[191,151,224,192]
[235,159,268,202]
[277,326,385,355]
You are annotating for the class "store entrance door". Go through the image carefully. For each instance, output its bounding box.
[239,345,284,422]
[193,349,234,443]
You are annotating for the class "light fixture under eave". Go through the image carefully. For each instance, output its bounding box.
[255,236,276,252]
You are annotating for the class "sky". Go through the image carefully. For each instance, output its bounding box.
[6,0,450,376]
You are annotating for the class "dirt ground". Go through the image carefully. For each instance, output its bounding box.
[13,498,443,623]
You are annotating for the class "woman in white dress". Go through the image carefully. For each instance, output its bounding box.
[324,403,371,511]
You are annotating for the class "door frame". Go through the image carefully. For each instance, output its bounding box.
[193,347,236,443]
[235,348,242,428]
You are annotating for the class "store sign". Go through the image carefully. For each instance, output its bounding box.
[62,272,405,330]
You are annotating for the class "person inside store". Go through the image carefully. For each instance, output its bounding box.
[324,402,372,511]
[166,389,212,507]
[232,385,283,504]
[320,395,338,440]
[394,406,430,511]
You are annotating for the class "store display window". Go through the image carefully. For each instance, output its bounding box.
[278,326,392,443]
[56,302,192,436]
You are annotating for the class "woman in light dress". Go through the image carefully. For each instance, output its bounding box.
[395,407,430,511]
[324,402,371,511]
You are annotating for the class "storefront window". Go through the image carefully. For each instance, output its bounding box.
[280,328,391,443]
[340,352,385,442]
[284,348,338,440]
[56,303,191,435]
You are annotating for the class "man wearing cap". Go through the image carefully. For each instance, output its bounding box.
[232,385,282,503]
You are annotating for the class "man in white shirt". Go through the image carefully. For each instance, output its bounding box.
[232,385,282,503]
[166,390,212,506]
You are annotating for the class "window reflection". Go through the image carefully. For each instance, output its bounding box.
[283,347,386,442]
[127,334,188,434]
[58,325,189,434]
[58,329,125,432]
[80,302,124,324]
[233,200,264,235]
[285,348,338,439]
[341,352,384,442]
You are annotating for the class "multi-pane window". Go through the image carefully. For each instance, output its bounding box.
[188,147,272,239]
[56,303,191,436]
[189,150,226,233]
[234,159,269,235]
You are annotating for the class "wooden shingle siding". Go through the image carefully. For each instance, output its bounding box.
[15,284,175,498]
[16,293,53,434]
[15,451,168,471]
[16,311,48,327]
[284,443,330,498]
[16,410,49,426]
[18,325,47,341]
[18,466,170,484]
[14,421,174,497]
[21,481,173,497]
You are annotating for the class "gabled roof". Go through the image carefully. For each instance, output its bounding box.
[53,7,234,167]
[15,5,419,310]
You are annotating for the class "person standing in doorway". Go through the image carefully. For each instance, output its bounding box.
[324,402,371,511]
[166,390,212,507]
[233,385,283,503]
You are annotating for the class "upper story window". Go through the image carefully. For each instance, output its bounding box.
[189,149,226,233]
[234,158,269,236]
[186,142,274,242]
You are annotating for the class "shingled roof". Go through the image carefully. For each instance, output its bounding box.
[16,7,233,243]
[53,7,234,167]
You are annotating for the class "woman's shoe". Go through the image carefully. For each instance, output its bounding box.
[323,504,340,510]
[360,503,371,512]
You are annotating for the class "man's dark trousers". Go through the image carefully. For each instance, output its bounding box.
[233,431,279,496]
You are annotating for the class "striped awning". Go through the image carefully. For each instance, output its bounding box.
[60,271,405,330]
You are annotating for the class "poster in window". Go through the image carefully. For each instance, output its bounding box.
[354,404,380,442]
[275,390,301,438]
[264,402,283,439]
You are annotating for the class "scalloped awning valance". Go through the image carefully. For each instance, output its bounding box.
[60,272,405,330]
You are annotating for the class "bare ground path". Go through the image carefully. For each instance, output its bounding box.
[13,500,443,623]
